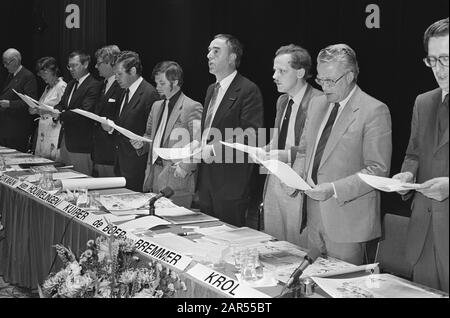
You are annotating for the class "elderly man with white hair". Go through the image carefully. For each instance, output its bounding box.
[291,44,392,265]
[0,48,38,152]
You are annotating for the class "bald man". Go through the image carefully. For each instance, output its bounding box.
[0,48,38,152]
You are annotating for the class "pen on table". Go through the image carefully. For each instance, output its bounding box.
[178,232,197,236]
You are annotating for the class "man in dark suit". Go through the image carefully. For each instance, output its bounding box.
[0,48,38,152]
[393,17,449,292]
[92,45,124,177]
[103,51,159,192]
[53,50,102,175]
[196,34,264,227]
[258,44,322,246]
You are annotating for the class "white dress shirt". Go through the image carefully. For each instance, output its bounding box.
[67,72,90,106]
[119,76,143,115]
[104,74,116,94]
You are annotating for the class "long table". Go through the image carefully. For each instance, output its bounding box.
[0,148,447,298]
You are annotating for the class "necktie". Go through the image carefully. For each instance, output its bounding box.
[152,100,169,164]
[101,79,107,95]
[438,94,449,144]
[311,103,340,184]
[67,80,79,107]
[278,99,294,150]
[202,82,221,144]
[119,88,130,116]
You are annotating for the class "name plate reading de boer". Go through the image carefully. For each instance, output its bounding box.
[187,263,270,298]
[0,174,20,188]
[127,233,192,271]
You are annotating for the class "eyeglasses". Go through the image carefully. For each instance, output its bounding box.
[423,55,449,68]
[2,59,14,66]
[67,63,81,70]
[315,72,349,87]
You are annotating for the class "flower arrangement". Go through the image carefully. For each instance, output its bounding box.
[39,235,187,298]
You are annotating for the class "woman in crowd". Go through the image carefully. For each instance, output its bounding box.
[31,57,67,160]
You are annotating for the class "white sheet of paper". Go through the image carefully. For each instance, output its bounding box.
[22,171,87,183]
[312,274,443,298]
[153,146,202,161]
[221,141,311,190]
[60,177,126,190]
[119,215,170,231]
[155,207,196,217]
[13,89,60,115]
[358,173,422,192]
[71,108,110,125]
[111,122,152,143]
[101,214,137,223]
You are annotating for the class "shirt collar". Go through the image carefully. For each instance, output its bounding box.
[442,89,449,103]
[128,76,143,97]
[335,84,357,108]
[217,70,237,92]
[167,89,182,111]
[290,84,307,107]
[13,65,22,77]
[106,74,115,85]
[77,73,90,85]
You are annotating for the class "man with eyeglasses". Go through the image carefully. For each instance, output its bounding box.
[392,17,449,292]
[52,50,102,175]
[291,44,392,265]
[0,48,38,152]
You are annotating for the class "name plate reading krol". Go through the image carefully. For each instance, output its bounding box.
[129,234,192,271]
[0,174,20,188]
[187,263,270,298]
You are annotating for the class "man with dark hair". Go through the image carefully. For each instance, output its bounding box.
[258,44,322,245]
[53,50,102,175]
[103,51,159,191]
[196,34,264,227]
[0,48,38,152]
[293,44,392,265]
[393,17,449,292]
[92,45,123,177]
[131,61,202,207]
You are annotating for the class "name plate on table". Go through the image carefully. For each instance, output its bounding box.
[0,174,20,188]
[18,182,64,208]
[187,263,270,298]
[127,233,192,271]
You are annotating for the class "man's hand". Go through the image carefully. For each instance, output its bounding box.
[392,171,414,195]
[29,107,38,115]
[0,100,10,108]
[101,122,113,133]
[417,177,449,202]
[251,148,269,163]
[201,144,215,162]
[130,139,144,150]
[174,164,189,178]
[267,149,289,163]
[305,183,335,201]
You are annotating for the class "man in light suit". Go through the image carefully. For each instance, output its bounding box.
[393,17,449,292]
[293,44,392,265]
[196,34,264,227]
[259,44,321,246]
[131,61,202,207]
[54,50,102,175]
[92,45,124,177]
[0,48,38,152]
[103,51,159,192]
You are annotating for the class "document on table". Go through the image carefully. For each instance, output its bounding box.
[203,227,274,245]
[71,109,152,143]
[358,173,422,192]
[221,141,311,190]
[312,274,443,298]
[118,215,170,231]
[22,171,87,183]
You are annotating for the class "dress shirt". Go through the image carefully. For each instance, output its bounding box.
[119,76,143,114]
[67,72,90,106]
[104,75,116,94]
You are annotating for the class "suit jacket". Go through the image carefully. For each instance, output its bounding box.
[114,78,159,192]
[92,80,124,165]
[198,73,264,200]
[141,92,203,194]
[262,84,322,198]
[55,75,102,153]
[294,85,392,242]
[0,66,38,149]
[401,88,448,273]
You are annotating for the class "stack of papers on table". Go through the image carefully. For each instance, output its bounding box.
[203,227,274,245]
[160,211,218,224]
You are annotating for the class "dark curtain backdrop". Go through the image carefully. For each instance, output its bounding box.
[1,0,448,216]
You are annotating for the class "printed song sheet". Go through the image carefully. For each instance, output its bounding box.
[358,173,422,192]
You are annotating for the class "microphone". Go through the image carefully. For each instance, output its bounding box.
[281,247,321,293]
[149,186,174,216]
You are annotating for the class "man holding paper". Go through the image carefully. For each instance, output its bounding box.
[393,18,449,292]
[0,48,38,152]
[103,51,159,192]
[293,44,392,265]
[130,61,202,207]
[260,44,321,246]
[53,50,102,175]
